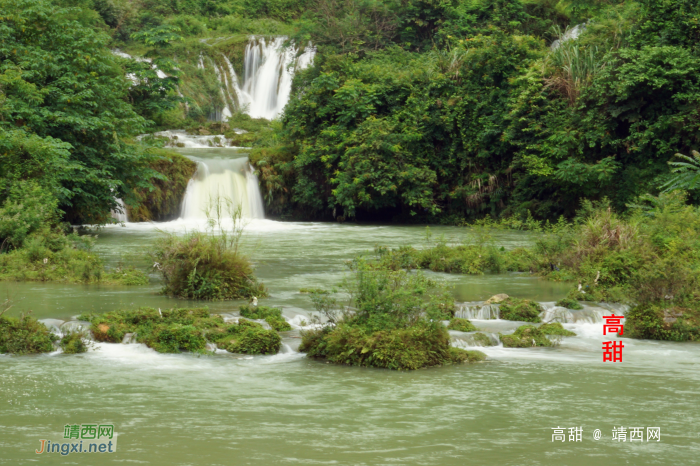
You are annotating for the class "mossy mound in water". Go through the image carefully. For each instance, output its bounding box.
[472,332,497,346]
[500,325,552,348]
[59,331,89,354]
[539,322,577,336]
[300,325,482,370]
[499,298,543,322]
[447,318,477,332]
[208,320,281,354]
[81,307,281,354]
[449,347,487,363]
[0,314,57,354]
[555,298,583,310]
[239,304,291,331]
[627,304,700,341]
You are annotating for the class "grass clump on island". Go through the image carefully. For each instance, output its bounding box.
[151,199,267,300]
[299,258,485,370]
[500,323,576,348]
[81,307,281,354]
[0,182,148,286]
[239,304,292,331]
[447,318,477,332]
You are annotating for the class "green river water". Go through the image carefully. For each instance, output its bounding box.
[1,148,699,465]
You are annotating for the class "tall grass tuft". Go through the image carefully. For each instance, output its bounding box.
[152,196,267,300]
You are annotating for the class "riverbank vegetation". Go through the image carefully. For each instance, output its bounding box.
[299,259,485,370]
[0,300,56,354]
[81,306,282,354]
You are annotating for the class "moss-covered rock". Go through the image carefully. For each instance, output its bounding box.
[449,347,487,363]
[555,297,583,310]
[127,150,197,222]
[539,322,576,336]
[447,318,477,332]
[82,307,281,354]
[500,325,552,348]
[499,298,543,322]
[0,314,57,354]
[472,332,498,346]
[300,324,482,370]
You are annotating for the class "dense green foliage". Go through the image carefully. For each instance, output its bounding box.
[82,306,282,354]
[0,312,57,354]
[539,322,576,336]
[299,259,486,369]
[127,149,197,221]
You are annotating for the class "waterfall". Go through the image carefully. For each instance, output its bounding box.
[111,198,128,223]
[206,37,316,121]
[179,157,265,220]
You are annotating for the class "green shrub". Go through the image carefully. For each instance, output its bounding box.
[127,150,197,222]
[447,318,477,332]
[500,325,553,348]
[539,322,576,336]
[152,202,267,300]
[0,313,56,354]
[555,298,583,310]
[472,332,497,346]
[59,331,90,354]
[499,298,543,322]
[626,304,700,342]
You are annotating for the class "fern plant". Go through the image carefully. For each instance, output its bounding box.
[661,150,700,193]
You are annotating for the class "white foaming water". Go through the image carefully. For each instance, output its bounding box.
[150,130,237,148]
[180,156,265,220]
[456,303,500,320]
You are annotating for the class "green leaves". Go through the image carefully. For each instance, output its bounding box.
[661,151,700,193]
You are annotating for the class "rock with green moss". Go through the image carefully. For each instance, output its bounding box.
[300,325,483,370]
[539,322,577,336]
[555,297,583,310]
[82,307,281,354]
[211,321,281,355]
[449,347,487,363]
[265,316,292,331]
[472,332,498,346]
[500,325,552,348]
[239,305,291,331]
[0,314,57,354]
[499,298,543,322]
[447,318,477,332]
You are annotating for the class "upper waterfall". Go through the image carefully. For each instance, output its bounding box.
[207,37,316,120]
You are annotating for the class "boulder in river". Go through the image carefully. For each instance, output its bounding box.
[484,294,509,304]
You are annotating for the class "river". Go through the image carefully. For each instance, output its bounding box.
[0,147,698,465]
